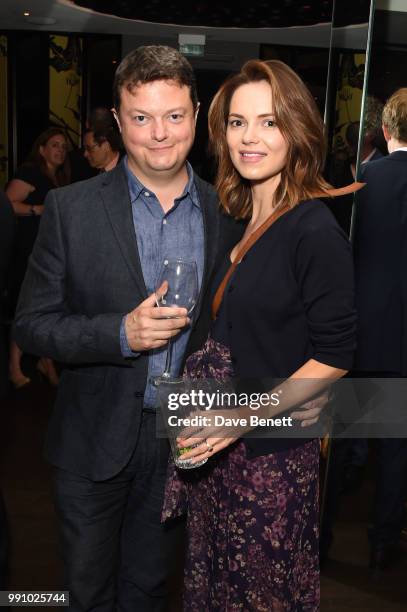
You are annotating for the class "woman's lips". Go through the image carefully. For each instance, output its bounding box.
[239,151,266,163]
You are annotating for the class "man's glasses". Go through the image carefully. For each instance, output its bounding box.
[84,143,100,153]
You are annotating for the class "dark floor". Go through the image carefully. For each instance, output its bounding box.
[1,371,406,611]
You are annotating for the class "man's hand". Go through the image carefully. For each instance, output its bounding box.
[290,390,330,427]
[125,282,190,352]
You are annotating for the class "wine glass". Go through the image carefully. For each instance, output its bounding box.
[151,259,198,386]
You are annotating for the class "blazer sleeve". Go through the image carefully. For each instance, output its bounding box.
[294,221,357,370]
[13,189,127,365]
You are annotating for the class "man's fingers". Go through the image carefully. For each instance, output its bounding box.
[148,313,190,328]
[142,282,168,308]
[301,417,319,428]
[290,406,321,421]
[149,306,188,320]
[155,280,168,301]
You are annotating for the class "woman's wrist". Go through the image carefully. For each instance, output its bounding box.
[30,204,43,215]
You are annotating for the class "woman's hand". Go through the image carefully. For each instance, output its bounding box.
[177,407,251,463]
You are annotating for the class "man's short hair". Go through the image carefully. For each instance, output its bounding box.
[86,126,122,153]
[382,88,407,143]
[88,107,114,132]
[113,45,198,111]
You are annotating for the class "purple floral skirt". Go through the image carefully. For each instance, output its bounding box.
[162,336,320,611]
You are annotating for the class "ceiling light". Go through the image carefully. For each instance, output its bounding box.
[178,34,206,57]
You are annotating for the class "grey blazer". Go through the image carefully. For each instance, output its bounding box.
[14,162,241,480]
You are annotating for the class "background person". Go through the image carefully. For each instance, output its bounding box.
[83,125,123,172]
[353,87,407,571]
[6,127,70,388]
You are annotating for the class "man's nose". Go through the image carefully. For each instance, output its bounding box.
[151,119,168,141]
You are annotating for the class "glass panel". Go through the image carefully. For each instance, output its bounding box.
[49,35,83,148]
[350,2,407,231]
[324,0,375,234]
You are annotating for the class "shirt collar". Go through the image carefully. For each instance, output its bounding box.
[124,156,200,209]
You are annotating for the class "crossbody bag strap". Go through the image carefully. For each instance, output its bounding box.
[211,181,365,320]
[211,204,289,320]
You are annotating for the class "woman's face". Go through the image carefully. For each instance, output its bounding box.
[40,134,67,168]
[226,80,289,186]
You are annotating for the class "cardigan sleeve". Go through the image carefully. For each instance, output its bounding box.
[293,219,357,370]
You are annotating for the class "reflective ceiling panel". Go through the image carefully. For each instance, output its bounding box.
[72,0,343,28]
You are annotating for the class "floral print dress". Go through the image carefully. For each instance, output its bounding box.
[163,336,320,611]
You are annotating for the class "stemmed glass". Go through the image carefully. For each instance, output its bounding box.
[151,258,198,386]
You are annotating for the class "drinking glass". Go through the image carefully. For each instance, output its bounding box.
[151,259,198,386]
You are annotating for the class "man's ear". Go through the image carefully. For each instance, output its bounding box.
[382,124,390,142]
[112,108,122,133]
[194,102,200,125]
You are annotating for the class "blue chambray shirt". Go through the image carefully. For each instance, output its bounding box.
[120,157,204,408]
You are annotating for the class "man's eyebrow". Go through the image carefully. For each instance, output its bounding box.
[127,107,188,115]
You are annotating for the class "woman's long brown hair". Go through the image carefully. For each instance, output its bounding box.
[208,60,333,219]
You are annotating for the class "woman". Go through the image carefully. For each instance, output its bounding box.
[163,60,358,611]
[6,127,70,387]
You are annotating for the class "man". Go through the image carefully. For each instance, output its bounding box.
[14,45,240,612]
[353,87,407,571]
[14,46,322,610]
[83,125,123,172]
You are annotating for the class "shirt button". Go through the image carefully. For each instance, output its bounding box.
[163,219,167,225]
[144,191,150,197]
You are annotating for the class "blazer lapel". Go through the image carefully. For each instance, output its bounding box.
[99,164,148,298]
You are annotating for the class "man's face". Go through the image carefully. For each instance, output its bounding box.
[83,131,110,169]
[114,79,198,182]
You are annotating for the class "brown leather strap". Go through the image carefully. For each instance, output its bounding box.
[211,181,365,320]
[212,203,289,320]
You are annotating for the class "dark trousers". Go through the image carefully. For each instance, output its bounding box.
[53,412,181,612]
